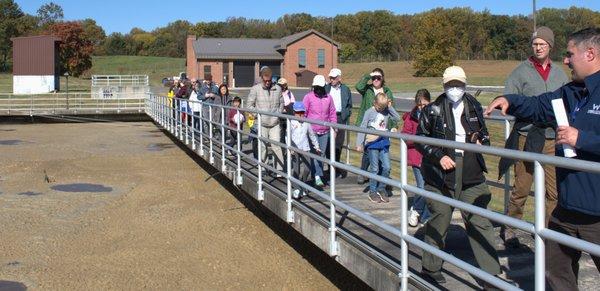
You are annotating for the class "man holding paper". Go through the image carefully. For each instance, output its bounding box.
[485,28,600,291]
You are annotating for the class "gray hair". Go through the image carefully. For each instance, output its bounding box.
[568,27,600,49]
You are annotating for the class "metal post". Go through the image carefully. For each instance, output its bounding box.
[534,161,546,291]
[209,105,214,165]
[185,104,189,145]
[191,103,196,151]
[503,120,512,214]
[257,113,264,201]
[399,139,409,290]
[199,103,205,156]
[221,106,226,172]
[345,129,350,165]
[286,117,294,223]
[236,108,243,185]
[329,127,338,256]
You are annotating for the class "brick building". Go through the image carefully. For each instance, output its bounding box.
[186,29,339,87]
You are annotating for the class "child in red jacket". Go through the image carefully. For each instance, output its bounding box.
[401,89,431,227]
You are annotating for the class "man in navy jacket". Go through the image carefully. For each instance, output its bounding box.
[486,28,600,290]
[325,68,353,178]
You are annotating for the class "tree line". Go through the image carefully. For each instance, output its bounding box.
[1,0,599,76]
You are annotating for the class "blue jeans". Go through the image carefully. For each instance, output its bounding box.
[312,132,330,177]
[368,148,390,193]
[412,166,431,221]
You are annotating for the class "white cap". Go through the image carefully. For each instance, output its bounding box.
[442,66,467,84]
[328,68,342,78]
[312,75,326,87]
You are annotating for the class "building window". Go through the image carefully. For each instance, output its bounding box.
[298,49,306,69]
[204,65,211,78]
[318,49,325,68]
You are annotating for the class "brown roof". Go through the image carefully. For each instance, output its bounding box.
[192,29,339,60]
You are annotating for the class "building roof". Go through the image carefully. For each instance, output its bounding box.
[193,29,339,61]
[11,35,61,42]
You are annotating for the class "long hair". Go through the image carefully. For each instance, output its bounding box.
[218,84,229,97]
[414,89,431,105]
[372,67,385,86]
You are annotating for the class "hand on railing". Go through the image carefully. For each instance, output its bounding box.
[484,97,509,117]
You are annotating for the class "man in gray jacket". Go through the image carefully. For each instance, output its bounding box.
[246,67,284,173]
[499,26,570,248]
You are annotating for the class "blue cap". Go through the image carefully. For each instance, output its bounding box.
[293,102,306,112]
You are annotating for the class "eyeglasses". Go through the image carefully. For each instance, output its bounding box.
[371,76,382,81]
[532,43,549,48]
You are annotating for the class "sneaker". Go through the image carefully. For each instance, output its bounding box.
[357,176,368,184]
[292,189,301,199]
[421,269,446,284]
[501,227,520,249]
[315,176,324,187]
[338,169,348,179]
[408,208,420,227]
[378,192,389,203]
[368,192,381,203]
[301,191,308,197]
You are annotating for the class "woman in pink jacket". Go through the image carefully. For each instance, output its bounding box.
[401,89,431,227]
[304,75,337,187]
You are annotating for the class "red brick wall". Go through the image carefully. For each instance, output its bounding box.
[196,60,224,84]
[186,35,198,80]
[283,34,339,87]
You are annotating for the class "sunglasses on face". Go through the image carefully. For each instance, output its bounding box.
[371,76,382,81]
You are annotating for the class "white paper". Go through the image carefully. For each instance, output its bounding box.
[551,98,577,158]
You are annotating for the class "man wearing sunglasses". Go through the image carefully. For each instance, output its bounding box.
[355,68,396,185]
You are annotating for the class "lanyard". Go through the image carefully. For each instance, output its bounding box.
[571,89,589,123]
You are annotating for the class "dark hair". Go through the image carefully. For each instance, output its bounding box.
[232,96,241,103]
[568,27,600,49]
[313,86,326,97]
[218,84,229,96]
[415,89,431,105]
[372,67,385,85]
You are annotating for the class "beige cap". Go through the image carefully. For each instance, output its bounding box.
[312,75,326,87]
[442,66,467,84]
[277,78,288,85]
[328,68,342,78]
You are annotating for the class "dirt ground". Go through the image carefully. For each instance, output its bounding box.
[0,121,357,290]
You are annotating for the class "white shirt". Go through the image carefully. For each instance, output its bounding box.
[452,100,466,153]
[330,85,342,112]
[374,87,384,96]
[290,120,320,152]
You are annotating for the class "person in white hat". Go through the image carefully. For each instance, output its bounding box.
[302,75,337,187]
[415,66,504,287]
[325,68,353,178]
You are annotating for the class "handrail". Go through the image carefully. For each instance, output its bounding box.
[146,95,600,291]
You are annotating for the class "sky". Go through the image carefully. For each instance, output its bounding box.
[16,0,600,34]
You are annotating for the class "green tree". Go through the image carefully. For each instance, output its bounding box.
[37,2,63,27]
[411,9,457,77]
[80,18,106,54]
[103,32,128,55]
[0,0,31,71]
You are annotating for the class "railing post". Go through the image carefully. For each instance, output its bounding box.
[285,117,294,223]
[199,103,205,156]
[29,94,33,116]
[236,108,243,185]
[534,161,546,291]
[345,129,350,165]
[329,126,338,256]
[399,138,409,291]
[503,119,511,214]
[191,102,196,151]
[221,106,226,172]
[257,113,264,201]
[209,105,214,165]
[185,102,190,145]
[177,99,182,139]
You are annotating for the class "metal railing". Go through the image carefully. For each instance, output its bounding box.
[146,95,600,291]
[0,93,146,115]
[91,75,149,86]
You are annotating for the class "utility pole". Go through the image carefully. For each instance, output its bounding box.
[331,16,335,67]
[533,0,537,31]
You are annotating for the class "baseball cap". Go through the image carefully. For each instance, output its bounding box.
[328,68,342,78]
[442,66,467,84]
[312,75,326,87]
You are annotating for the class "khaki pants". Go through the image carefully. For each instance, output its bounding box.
[508,135,558,226]
[259,125,284,171]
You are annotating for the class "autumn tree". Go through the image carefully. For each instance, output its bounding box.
[411,9,457,77]
[37,2,63,27]
[46,21,93,77]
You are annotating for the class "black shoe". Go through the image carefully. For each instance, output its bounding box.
[357,176,368,185]
[339,169,348,179]
[421,269,446,284]
[501,227,521,249]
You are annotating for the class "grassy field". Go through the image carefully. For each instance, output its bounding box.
[0,55,186,93]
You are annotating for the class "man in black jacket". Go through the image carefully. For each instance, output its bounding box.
[416,66,501,286]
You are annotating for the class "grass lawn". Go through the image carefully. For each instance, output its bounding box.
[0,55,186,93]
